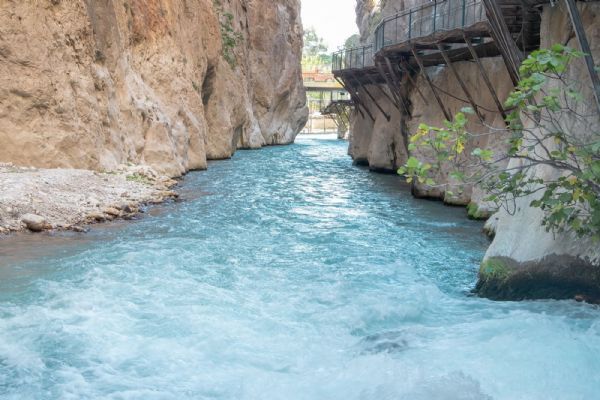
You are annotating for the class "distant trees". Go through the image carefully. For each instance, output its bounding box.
[303,27,332,66]
[344,34,361,49]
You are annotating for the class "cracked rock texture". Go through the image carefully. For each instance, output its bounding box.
[0,0,308,177]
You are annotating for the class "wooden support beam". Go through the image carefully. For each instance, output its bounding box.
[349,72,391,121]
[335,77,369,120]
[464,35,509,122]
[342,76,376,122]
[381,58,411,116]
[411,46,452,121]
[565,0,600,113]
[384,57,414,116]
[437,43,485,123]
[400,60,428,106]
[482,0,522,85]
[385,57,407,100]
[376,61,404,113]
[365,70,397,111]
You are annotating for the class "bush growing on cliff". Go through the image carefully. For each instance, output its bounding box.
[214,0,244,68]
[399,44,600,239]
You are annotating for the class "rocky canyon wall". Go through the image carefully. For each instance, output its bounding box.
[479,2,600,301]
[351,0,600,300]
[0,0,308,177]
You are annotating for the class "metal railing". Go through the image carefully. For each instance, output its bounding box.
[332,45,375,72]
[374,0,485,52]
[332,0,487,73]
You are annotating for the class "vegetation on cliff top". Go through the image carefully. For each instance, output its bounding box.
[399,44,600,240]
[213,0,244,68]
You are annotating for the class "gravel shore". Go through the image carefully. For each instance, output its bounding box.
[0,163,179,234]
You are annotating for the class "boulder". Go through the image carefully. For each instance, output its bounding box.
[21,214,49,232]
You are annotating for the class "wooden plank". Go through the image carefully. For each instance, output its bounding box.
[412,46,452,121]
[348,71,391,121]
[565,0,600,113]
[437,43,485,123]
[375,60,404,113]
[463,35,509,122]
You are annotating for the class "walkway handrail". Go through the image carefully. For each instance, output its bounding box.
[332,45,374,72]
[332,0,487,74]
[374,0,485,52]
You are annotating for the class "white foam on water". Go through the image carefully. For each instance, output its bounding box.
[1,137,599,399]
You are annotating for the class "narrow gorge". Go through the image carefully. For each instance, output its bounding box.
[1,1,600,398]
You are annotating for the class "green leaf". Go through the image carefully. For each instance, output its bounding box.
[406,157,421,169]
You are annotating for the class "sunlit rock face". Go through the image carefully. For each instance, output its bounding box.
[479,2,600,301]
[0,0,308,176]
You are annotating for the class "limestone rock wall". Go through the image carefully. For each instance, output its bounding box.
[0,0,308,177]
[408,59,512,208]
[479,2,600,301]
[352,0,600,301]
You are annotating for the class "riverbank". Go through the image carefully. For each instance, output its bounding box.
[0,163,179,235]
[2,135,598,400]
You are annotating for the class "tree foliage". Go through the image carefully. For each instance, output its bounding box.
[398,44,600,239]
[344,34,361,50]
[303,27,331,66]
[214,0,244,68]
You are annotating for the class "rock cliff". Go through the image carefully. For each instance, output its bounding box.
[0,0,308,177]
[350,0,600,301]
[478,2,600,301]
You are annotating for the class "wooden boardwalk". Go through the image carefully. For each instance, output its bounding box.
[331,0,599,121]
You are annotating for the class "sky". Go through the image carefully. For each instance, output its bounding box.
[301,0,359,52]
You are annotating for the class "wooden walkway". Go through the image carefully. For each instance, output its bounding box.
[331,0,599,121]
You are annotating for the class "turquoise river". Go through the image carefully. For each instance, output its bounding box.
[1,134,599,399]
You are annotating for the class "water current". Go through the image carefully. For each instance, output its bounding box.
[0,134,599,399]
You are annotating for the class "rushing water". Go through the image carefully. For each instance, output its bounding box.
[0,134,599,399]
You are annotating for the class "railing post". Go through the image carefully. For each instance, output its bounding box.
[462,0,466,27]
[408,10,412,39]
[433,0,437,32]
[362,47,365,68]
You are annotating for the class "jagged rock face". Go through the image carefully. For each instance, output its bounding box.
[355,0,379,43]
[479,2,600,301]
[0,0,308,177]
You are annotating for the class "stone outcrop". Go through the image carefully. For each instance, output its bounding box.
[478,2,600,301]
[0,0,308,177]
[350,0,600,301]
